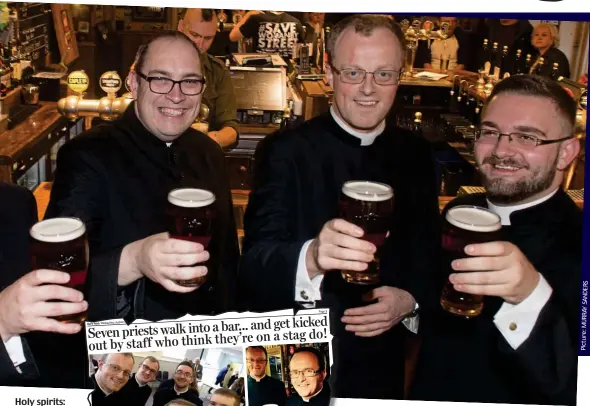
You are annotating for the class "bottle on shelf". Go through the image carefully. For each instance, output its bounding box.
[524,54,533,74]
[551,63,560,80]
[534,57,545,76]
[514,49,523,74]
[490,42,499,75]
[412,112,423,138]
[480,38,489,71]
[500,45,508,75]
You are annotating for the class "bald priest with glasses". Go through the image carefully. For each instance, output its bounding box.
[45,31,239,324]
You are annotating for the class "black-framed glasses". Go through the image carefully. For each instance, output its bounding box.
[140,364,158,375]
[289,368,322,378]
[475,128,574,149]
[136,71,205,95]
[105,362,132,379]
[330,65,403,86]
[174,370,194,378]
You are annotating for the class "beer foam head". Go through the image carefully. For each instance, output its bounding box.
[446,206,501,232]
[342,181,393,202]
[30,217,86,243]
[168,188,216,208]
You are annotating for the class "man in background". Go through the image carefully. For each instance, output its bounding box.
[211,388,241,406]
[178,9,239,148]
[229,11,304,58]
[118,355,160,406]
[246,346,286,406]
[193,357,203,381]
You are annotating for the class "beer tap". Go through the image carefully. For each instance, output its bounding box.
[58,70,211,129]
[58,70,133,121]
[450,74,461,111]
[399,19,449,77]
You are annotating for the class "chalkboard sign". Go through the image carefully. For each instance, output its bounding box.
[13,2,53,67]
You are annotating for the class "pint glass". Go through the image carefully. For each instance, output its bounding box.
[30,217,89,324]
[440,205,502,317]
[339,181,394,285]
[165,188,217,288]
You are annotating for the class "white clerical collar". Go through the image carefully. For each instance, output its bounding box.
[135,374,147,387]
[302,385,324,402]
[330,106,385,146]
[174,385,190,395]
[486,188,559,226]
[252,374,267,382]
[95,373,113,396]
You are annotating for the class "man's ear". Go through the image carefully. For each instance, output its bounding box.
[557,137,581,171]
[325,63,334,88]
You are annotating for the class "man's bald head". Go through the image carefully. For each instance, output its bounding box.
[178,9,218,53]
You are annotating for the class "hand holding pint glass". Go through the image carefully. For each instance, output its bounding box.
[29,217,89,324]
[338,181,394,285]
[440,206,502,317]
[165,188,217,288]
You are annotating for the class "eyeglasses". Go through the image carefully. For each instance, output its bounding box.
[246,358,267,364]
[475,128,574,149]
[289,368,322,379]
[330,65,402,86]
[105,363,132,379]
[136,71,205,95]
[140,364,158,375]
[175,370,193,378]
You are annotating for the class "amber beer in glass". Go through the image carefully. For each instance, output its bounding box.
[440,205,502,317]
[166,188,217,288]
[339,181,394,285]
[30,217,89,324]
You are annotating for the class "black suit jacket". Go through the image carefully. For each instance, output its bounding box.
[0,182,39,385]
[45,102,239,322]
[240,113,441,399]
[0,182,90,388]
[411,190,581,405]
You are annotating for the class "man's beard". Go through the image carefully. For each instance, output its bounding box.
[481,154,558,204]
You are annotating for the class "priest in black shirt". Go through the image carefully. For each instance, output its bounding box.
[91,353,135,406]
[240,15,441,399]
[117,356,160,405]
[153,361,202,406]
[246,346,287,406]
[410,75,582,405]
[286,347,330,406]
[45,31,239,323]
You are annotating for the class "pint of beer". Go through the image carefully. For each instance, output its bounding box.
[440,205,502,317]
[165,188,217,288]
[30,217,89,324]
[338,181,394,285]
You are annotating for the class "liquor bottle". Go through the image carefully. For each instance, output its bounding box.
[514,49,523,74]
[534,57,545,76]
[524,54,533,74]
[0,62,9,97]
[480,38,489,71]
[412,112,423,138]
[500,45,508,75]
[490,42,499,74]
[551,63,560,80]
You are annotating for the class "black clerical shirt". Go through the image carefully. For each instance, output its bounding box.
[241,112,441,399]
[45,102,239,322]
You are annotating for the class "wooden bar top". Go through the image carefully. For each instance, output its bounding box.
[0,102,66,159]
